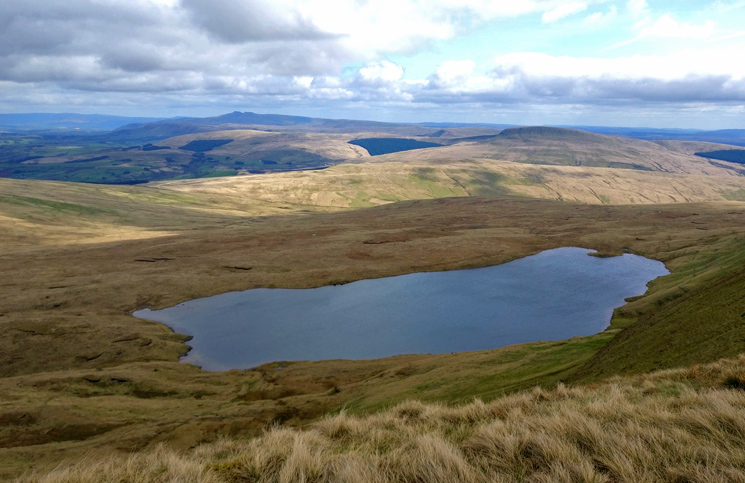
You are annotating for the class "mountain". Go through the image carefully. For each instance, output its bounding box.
[107,111,484,143]
[0,113,166,132]
[564,125,745,146]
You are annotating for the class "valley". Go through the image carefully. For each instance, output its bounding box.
[1,114,745,480]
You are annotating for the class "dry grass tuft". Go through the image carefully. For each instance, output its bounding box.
[30,445,220,483]
[22,355,745,482]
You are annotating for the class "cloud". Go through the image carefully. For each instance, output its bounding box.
[0,0,742,129]
[584,6,617,25]
[349,51,745,110]
[609,13,718,49]
[0,0,577,89]
[542,2,588,23]
[626,0,650,19]
[478,51,745,103]
[356,61,405,84]
[181,0,334,43]
[638,14,716,40]
[428,60,477,88]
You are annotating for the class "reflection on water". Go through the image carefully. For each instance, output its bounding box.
[134,247,669,371]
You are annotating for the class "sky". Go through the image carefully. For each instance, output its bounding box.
[1,0,745,128]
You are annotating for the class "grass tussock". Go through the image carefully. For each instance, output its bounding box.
[22,355,745,483]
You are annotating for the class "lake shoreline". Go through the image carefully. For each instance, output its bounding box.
[134,247,669,371]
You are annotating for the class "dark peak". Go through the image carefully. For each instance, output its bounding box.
[498,126,602,141]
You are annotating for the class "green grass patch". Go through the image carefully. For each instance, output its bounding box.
[202,170,238,178]
[467,171,511,196]
[722,188,745,201]
[412,167,438,182]
[572,237,745,381]
[407,173,466,198]
[0,193,118,218]
[348,332,616,413]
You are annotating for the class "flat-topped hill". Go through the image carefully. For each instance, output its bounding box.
[497,125,605,142]
[370,126,745,175]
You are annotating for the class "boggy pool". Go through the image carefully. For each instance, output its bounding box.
[134,247,669,371]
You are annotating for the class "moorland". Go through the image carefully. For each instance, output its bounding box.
[2,112,745,481]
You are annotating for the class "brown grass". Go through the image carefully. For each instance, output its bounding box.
[155,159,745,209]
[371,130,745,175]
[161,129,374,161]
[21,355,745,483]
[2,175,745,478]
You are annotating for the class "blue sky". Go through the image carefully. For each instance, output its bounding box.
[1,0,744,128]
[390,1,741,78]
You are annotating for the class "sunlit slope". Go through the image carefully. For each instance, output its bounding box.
[155,159,745,208]
[371,126,745,175]
[159,129,373,163]
[12,125,743,185]
[0,178,255,247]
[161,126,745,176]
[2,182,745,477]
[652,139,745,156]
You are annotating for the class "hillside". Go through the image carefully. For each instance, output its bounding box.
[106,111,465,143]
[3,121,745,478]
[158,129,371,168]
[20,354,745,482]
[4,123,745,185]
[373,126,745,176]
[2,173,745,477]
[0,127,484,184]
[153,158,745,209]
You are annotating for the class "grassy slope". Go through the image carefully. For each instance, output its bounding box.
[21,355,745,482]
[156,159,745,208]
[573,235,745,380]
[7,126,745,186]
[160,129,372,163]
[374,127,745,176]
[2,161,745,477]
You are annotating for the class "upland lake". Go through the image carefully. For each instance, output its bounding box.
[134,247,669,371]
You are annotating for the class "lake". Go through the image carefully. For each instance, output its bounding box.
[133,247,669,371]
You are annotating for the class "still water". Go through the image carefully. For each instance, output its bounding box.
[134,247,668,371]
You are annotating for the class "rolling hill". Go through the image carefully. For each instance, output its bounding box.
[4,112,745,186]
[2,182,745,478]
[2,114,745,480]
[372,126,745,176]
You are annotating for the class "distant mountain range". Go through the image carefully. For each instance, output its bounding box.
[561,125,745,147]
[1,111,745,146]
[0,113,165,132]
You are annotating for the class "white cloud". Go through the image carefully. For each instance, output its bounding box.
[357,61,405,84]
[609,13,719,49]
[430,60,476,87]
[490,50,745,81]
[638,14,716,39]
[0,0,743,128]
[145,0,178,6]
[542,2,588,23]
[626,0,650,19]
[369,50,745,107]
[476,50,745,105]
[584,6,617,25]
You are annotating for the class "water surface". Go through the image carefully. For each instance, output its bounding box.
[134,247,668,371]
